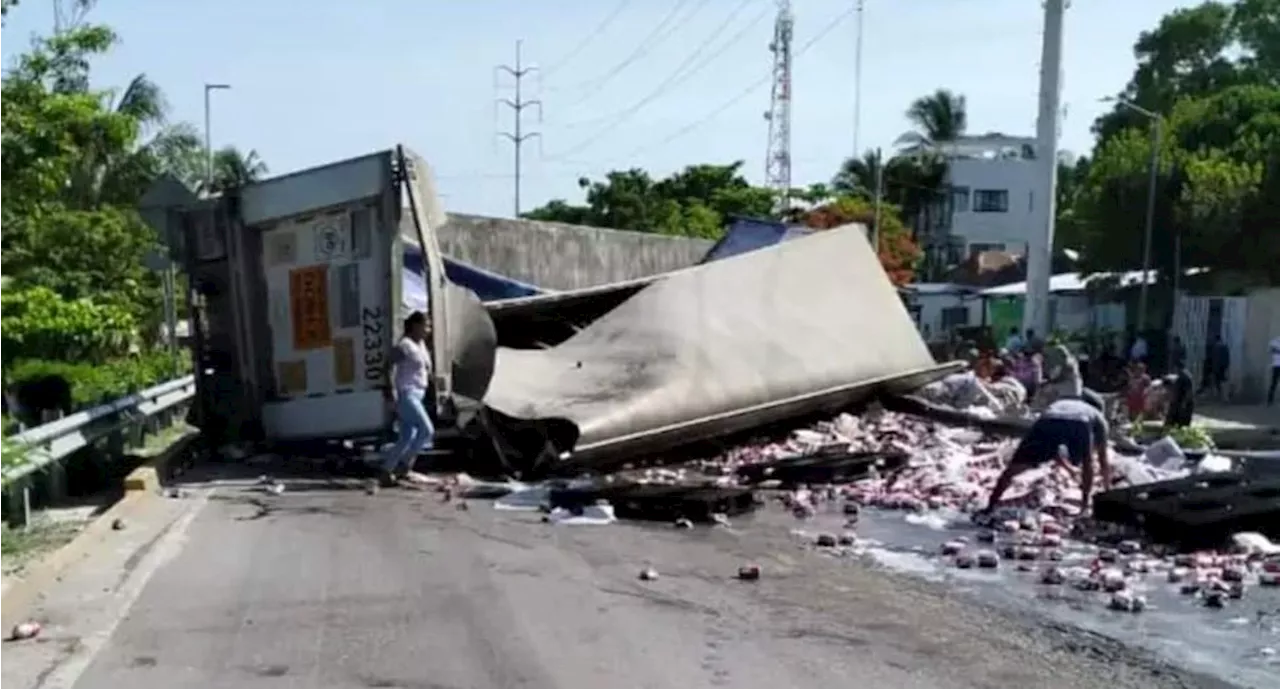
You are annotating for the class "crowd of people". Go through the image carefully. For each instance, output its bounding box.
[920,328,1208,516]
[923,327,1197,430]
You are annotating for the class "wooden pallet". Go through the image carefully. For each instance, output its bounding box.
[735,448,908,487]
[1093,469,1280,550]
[549,483,759,523]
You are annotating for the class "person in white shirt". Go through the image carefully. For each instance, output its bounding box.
[1269,335,1280,406]
[1032,342,1084,409]
[377,311,435,487]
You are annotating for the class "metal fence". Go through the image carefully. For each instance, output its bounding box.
[2,375,196,525]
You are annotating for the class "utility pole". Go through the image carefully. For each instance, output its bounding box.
[764,0,795,212]
[871,148,884,253]
[496,40,541,218]
[852,0,865,158]
[1025,0,1067,338]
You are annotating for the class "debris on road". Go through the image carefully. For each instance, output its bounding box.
[111,518,126,531]
[9,621,41,641]
[737,564,761,581]
[544,503,617,526]
[639,567,659,581]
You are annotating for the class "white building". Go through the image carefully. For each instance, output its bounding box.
[912,134,1046,270]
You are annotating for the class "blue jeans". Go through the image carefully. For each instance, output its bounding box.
[380,391,434,472]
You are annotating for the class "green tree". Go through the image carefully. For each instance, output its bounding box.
[523,162,773,239]
[1073,84,1280,282]
[0,19,252,335]
[1092,0,1279,144]
[1053,155,1092,252]
[1066,0,1279,287]
[897,88,969,150]
[1,26,131,220]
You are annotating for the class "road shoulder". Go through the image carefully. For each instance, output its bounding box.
[0,488,210,689]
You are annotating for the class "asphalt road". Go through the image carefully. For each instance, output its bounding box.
[3,466,1238,689]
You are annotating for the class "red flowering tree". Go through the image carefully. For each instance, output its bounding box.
[792,196,923,285]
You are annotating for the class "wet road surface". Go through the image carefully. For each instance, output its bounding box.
[2,468,1252,689]
[822,508,1280,689]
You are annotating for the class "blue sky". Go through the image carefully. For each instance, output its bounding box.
[3,0,1195,217]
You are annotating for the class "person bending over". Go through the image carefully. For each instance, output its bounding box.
[377,311,435,487]
[982,394,1111,515]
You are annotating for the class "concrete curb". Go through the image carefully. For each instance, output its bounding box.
[122,431,202,494]
[2,430,202,628]
[1,492,149,629]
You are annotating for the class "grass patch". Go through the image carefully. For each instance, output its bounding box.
[1,515,87,576]
[134,422,196,458]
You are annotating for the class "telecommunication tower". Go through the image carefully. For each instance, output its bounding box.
[764,0,794,210]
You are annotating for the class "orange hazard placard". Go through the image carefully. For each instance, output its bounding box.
[289,265,333,350]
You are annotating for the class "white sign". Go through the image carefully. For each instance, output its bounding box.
[312,216,351,261]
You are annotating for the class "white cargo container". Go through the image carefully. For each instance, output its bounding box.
[163,146,452,443]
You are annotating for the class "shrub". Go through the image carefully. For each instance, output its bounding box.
[6,350,189,412]
[1,286,137,368]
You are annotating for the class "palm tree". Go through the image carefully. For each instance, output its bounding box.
[896,89,968,152]
[831,150,886,198]
[208,146,269,192]
[67,73,206,208]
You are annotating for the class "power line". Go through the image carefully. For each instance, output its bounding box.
[553,0,767,131]
[495,40,542,217]
[539,1,634,79]
[558,0,706,107]
[623,2,860,160]
[546,0,766,160]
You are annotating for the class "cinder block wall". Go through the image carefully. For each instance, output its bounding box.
[1242,287,1280,403]
[438,213,714,291]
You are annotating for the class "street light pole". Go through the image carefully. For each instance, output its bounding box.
[1138,116,1161,334]
[195,84,230,376]
[1103,97,1161,336]
[203,83,231,192]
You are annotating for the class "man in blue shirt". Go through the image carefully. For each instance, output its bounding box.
[981,394,1112,514]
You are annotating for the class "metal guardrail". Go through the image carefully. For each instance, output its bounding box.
[2,375,196,492]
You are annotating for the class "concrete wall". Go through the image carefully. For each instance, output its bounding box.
[1241,287,1280,403]
[437,213,714,291]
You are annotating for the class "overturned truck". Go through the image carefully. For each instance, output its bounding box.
[142,146,953,477]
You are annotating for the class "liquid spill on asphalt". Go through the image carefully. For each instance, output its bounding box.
[824,508,1280,689]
